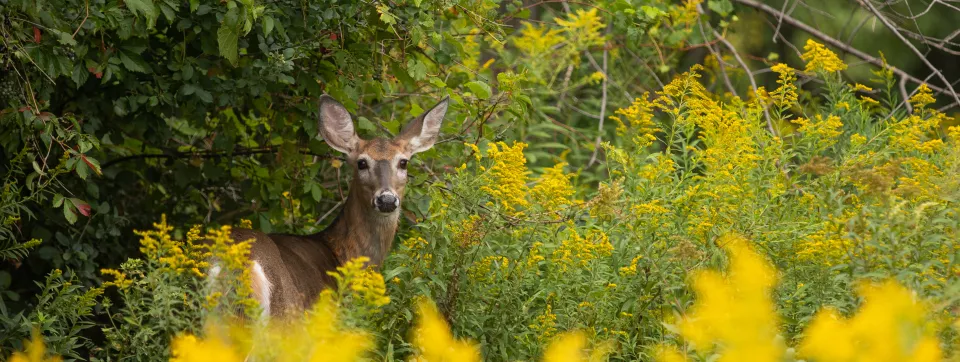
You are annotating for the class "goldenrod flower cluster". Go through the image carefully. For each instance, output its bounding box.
[138,216,209,278]
[531,162,576,214]
[550,228,613,272]
[555,8,605,51]
[770,63,798,106]
[329,256,391,308]
[792,114,844,150]
[479,141,531,215]
[801,39,847,73]
[468,255,509,283]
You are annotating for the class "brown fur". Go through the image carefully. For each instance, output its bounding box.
[225,95,449,317]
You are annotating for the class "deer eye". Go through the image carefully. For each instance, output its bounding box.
[398,159,408,170]
[357,159,369,170]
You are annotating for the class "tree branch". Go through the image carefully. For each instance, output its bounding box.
[856,0,960,106]
[732,0,959,100]
[101,147,339,169]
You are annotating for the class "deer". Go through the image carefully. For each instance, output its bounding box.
[221,94,449,318]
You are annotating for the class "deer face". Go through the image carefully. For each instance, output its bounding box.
[317,95,449,216]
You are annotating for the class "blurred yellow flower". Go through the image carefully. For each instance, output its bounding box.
[799,280,941,362]
[678,234,782,362]
[10,331,61,362]
[411,300,481,362]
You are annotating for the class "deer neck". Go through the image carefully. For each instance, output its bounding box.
[317,188,400,268]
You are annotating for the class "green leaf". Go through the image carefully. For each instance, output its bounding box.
[465,81,492,100]
[407,59,427,81]
[263,16,275,36]
[53,194,64,208]
[195,88,213,103]
[708,0,734,16]
[310,183,322,202]
[125,0,159,27]
[357,117,376,132]
[218,7,242,66]
[75,159,90,180]
[63,204,77,224]
[119,51,150,73]
[71,64,89,88]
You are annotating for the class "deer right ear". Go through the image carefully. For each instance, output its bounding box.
[318,95,359,154]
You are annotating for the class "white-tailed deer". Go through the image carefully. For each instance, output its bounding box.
[228,94,448,317]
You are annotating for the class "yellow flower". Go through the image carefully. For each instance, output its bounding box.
[10,331,62,362]
[850,133,867,147]
[328,256,391,308]
[465,142,481,161]
[770,63,798,106]
[889,111,947,154]
[948,125,960,142]
[542,331,611,362]
[170,334,242,362]
[792,114,843,150]
[468,255,509,283]
[654,346,687,362]
[100,268,133,289]
[531,162,576,213]
[909,84,936,109]
[530,303,558,341]
[542,332,586,362]
[799,280,941,362]
[618,255,643,276]
[411,300,481,362]
[551,228,613,272]
[859,96,880,107]
[851,83,873,92]
[513,23,565,57]
[556,8,605,48]
[480,142,530,215]
[801,39,847,73]
[677,234,782,362]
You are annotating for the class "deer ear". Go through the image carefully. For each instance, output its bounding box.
[318,95,358,154]
[399,96,449,154]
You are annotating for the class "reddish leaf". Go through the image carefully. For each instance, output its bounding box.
[33,26,41,43]
[81,155,102,176]
[95,72,102,79]
[69,198,92,217]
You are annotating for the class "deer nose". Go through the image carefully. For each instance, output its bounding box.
[374,192,399,213]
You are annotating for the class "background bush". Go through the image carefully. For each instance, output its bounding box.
[1,0,959,360]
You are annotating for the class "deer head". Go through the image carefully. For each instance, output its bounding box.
[317,95,449,217]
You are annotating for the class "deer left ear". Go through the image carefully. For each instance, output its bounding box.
[398,97,449,154]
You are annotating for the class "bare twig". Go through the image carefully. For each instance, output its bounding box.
[71,0,90,39]
[695,14,740,98]
[733,0,959,100]
[898,74,914,114]
[315,200,344,225]
[587,43,609,167]
[857,0,960,106]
